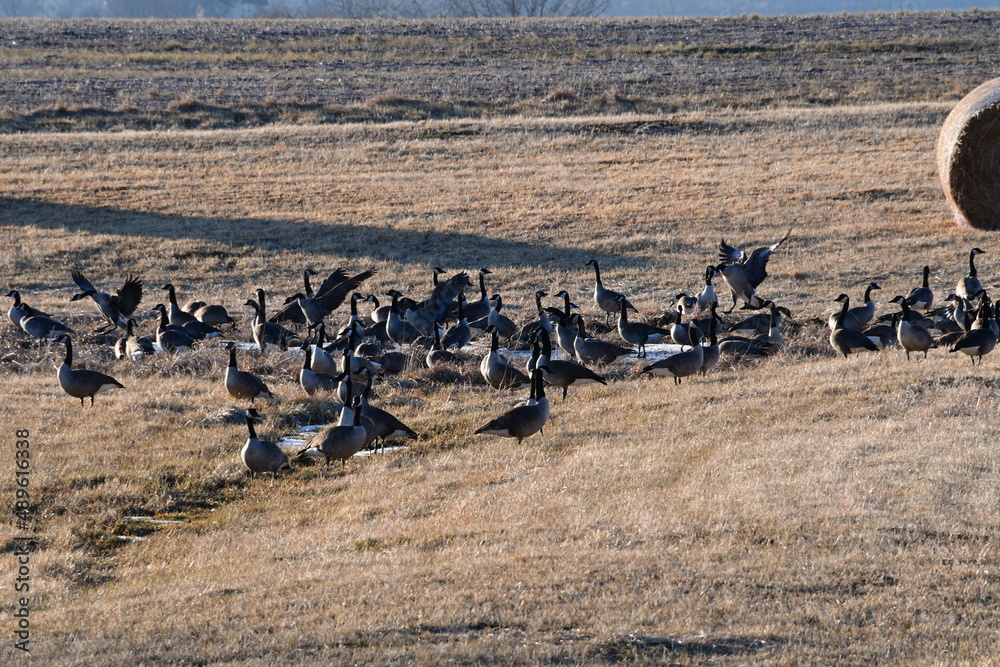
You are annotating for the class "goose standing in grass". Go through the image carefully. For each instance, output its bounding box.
[670,305,694,347]
[384,290,423,345]
[727,303,790,337]
[572,314,634,365]
[616,294,671,358]
[829,294,880,358]
[183,300,235,329]
[863,314,899,350]
[225,343,273,403]
[297,397,368,468]
[356,372,418,452]
[534,329,606,400]
[700,320,721,376]
[714,229,790,312]
[474,368,550,444]
[586,259,637,323]
[890,296,936,360]
[957,248,985,300]
[828,282,880,331]
[948,301,997,365]
[69,269,143,333]
[509,290,553,350]
[282,268,377,331]
[307,322,338,375]
[905,266,934,311]
[240,409,290,475]
[641,328,704,384]
[55,334,124,406]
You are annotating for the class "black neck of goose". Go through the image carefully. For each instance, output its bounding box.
[342,349,352,374]
[303,345,312,370]
[246,414,257,439]
[769,303,778,329]
[494,295,502,312]
[562,293,572,317]
[530,339,540,366]
[433,271,440,287]
[618,300,629,322]
[433,325,442,349]
[229,347,237,368]
[864,285,874,301]
[706,267,714,286]
[350,294,360,317]
[922,268,929,288]
[166,285,177,305]
[246,300,260,319]
[898,300,911,322]
[10,291,21,306]
[343,376,354,410]
[352,400,362,426]
[479,273,487,298]
[457,297,465,320]
[257,291,267,318]
[389,292,399,312]
[63,337,73,366]
[836,298,849,327]
[576,316,587,338]
[157,307,170,328]
[316,323,326,346]
[303,271,313,296]
[535,293,543,312]
[490,328,499,352]
[363,371,373,400]
[591,262,602,284]
[538,328,552,357]
[535,369,545,400]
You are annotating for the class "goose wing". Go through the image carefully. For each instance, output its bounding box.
[112,274,143,316]
[70,269,98,294]
[314,269,378,313]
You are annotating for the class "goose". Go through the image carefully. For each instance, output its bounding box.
[486,294,518,340]
[151,304,195,352]
[372,351,409,375]
[957,248,986,300]
[283,268,378,330]
[358,372,418,449]
[696,266,718,312]
[440,295,472,350]
[827,282,880,331]
[670,305,694,347]
[307,323,338,374]
[700,318,721,376]
[180,318,223,340]
[20,314,73,340]
[948,326,996,365]
[333,373,378,450]
[830,294,880,358]
[69,270,143,333]
[270,268,318,325]
[240,409,291,474]
[115,318,155,360]
[162,284,198,326]
[246,290,300,351]
[616,294,671,358]
[335,350,369,403]
[691,301,725,339]
[509,290,554,350]
[715,229,791,312]
[863,314,899,350]
[890,296,936,360]
[726,304,790,337]
[334,293,374,339]
[297,397,368,468]
[474,368,549,444]
[534,329,606,400]
[384,290,423,345]
[299,342,339,396]
[480,326,530,390]
[641,328,705,384]
[426,322,464,367]
[674,293,698,317]
[184,300,236,328]
[719,336,777,361]
[225,343,273,402]
[462,268,493,323]
[406,270,471,336]
[55,334,124,406]
[585,259,637,323]
[905,266,934,311]
[6,290,49,328]
[945,293,977,332]
[759,301,786,348]
[572,314,634,365]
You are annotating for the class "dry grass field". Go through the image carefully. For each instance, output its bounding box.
[3,12,1000,666]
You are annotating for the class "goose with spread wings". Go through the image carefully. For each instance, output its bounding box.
[270,268,377,327]
[69,270,143,333]
[714,229,791,313]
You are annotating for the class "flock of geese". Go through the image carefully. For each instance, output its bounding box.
[6,234,997,476]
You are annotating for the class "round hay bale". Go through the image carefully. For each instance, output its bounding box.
[937,78,1000,230]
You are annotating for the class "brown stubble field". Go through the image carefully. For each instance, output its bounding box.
[3,12,1000,666]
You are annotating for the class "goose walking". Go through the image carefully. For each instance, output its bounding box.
[641,328,705,384]
[55,334,124,406]
[616,295,671,358]
[474,368,550,444]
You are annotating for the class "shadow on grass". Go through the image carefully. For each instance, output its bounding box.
[1,197,637,271]
[601,633,781,660]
